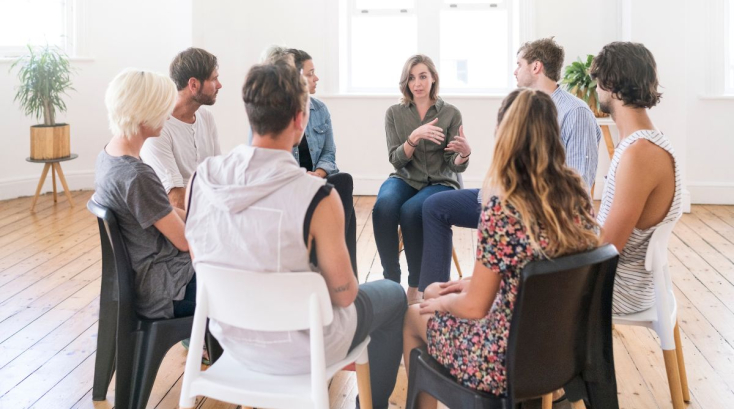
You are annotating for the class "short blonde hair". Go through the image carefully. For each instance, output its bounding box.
[105,69,177,138]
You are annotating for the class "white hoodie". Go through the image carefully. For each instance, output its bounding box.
[185,144,357,374]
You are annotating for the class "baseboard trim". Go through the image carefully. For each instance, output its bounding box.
[687,182,734,205]
[0,170,96,201]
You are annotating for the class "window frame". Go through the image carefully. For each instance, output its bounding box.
[338,0,528,95]
[0,0,89,59]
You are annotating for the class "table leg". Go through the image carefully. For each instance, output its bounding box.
[601,125,615,160]
[53,163,74,207]
[31,163,51,212]
[51,164,58,203]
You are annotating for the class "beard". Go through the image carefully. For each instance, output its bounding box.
[193,89,217,106]
[599,100,612,115]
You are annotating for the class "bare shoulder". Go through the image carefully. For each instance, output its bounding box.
[621,138,674,174]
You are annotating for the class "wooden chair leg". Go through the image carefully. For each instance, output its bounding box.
[451,246,463,279]
[541,393,553,409]
[356,362,373,409]
[53,163,74,207]
[674,322,690,402]
[663,348,686,409]
[51,164,58,203]
[31,163,51,212]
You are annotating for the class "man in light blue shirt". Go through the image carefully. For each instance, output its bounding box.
[418,37,601,294]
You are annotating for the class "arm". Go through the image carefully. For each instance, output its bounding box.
[429,260,500,319]
[310,189,359,307]
[313,110,339,176]
[560,108,600,190]
[386,108,444,170]
[600,141,660,253]
[153,211,189,252]
[443,111,470,173]
[139,133,186,205]
[168,188,186,209]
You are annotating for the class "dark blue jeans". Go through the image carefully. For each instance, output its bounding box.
[418,188,482,291]
[349,279,407,409]
[372,177,452,287]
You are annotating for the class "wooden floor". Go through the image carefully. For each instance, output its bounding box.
[1,191,734,409]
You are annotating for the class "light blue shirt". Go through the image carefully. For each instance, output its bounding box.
[551,86,602,191]
[292,97,339,175]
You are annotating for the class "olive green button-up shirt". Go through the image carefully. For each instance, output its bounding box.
[384,97,468,190]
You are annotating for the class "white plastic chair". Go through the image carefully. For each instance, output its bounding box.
[612,216,689,409]
[179,265,373,409]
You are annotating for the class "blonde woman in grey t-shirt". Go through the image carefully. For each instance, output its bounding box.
[373,54,471,304]
[94,69,196,320]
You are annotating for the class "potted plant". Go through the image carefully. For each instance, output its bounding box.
[10,44,75,160]
[562,54,607,118]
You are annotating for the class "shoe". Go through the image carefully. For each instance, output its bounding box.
[181,338,211,365]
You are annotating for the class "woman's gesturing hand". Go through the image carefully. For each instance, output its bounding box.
[445,125,471,157]
[409,118,445,146]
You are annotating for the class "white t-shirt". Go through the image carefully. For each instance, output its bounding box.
[140,107,221,193]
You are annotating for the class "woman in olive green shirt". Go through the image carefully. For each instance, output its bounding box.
[373,54,471,304]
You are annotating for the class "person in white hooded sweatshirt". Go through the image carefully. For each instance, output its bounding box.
[184,61,407,409]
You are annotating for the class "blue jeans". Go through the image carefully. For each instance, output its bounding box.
[372,177,453,287]
[418,188,482,291]
[349,280,407,409]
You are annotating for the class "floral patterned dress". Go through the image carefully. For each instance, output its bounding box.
[426,195,555,395]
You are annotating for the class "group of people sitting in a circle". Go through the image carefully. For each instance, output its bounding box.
[94,36,680,408]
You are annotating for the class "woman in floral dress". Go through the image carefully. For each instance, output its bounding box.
[402,88,600,407]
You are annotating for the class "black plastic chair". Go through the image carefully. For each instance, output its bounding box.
[88,199,200,409]
[406,244,620,409]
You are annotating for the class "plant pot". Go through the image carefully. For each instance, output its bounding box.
[30,124,70,160]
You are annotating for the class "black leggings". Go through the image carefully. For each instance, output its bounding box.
[173,275,197,317]
[326,173,358,275]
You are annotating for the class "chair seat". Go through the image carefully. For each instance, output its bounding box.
[613,306,657,327]
[188,338,370,408]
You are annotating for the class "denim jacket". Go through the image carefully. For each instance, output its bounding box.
[292,97,339,175]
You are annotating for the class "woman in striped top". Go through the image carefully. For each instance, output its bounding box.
[591,42,681,315]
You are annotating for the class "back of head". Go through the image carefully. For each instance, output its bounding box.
[590,42,662,109]
[105,69,176,138]
[260,45,295,66]
[484,89,599,257]
[243,62,309,137]
[517,37,565,82]
[169,47,218,91]
[287,48,312,71]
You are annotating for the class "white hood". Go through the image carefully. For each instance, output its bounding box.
[195,144,306,214]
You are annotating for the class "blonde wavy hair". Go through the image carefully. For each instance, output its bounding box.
[482,88,599,257]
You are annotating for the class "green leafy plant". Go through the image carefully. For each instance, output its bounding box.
[10,44,75,126]
[562,54,605,117]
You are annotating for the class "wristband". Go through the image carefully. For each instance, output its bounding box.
[459,151,471,159]
[406,138,417,148]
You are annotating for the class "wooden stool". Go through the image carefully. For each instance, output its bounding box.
[26,153,78,212]
[591,118,617,198]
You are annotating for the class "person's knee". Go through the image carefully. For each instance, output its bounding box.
[328,172,353,192]
[423,282,443,300]
[374,191,402,220]
[400,200,424,228]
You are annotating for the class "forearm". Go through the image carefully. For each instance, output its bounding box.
[168,187,186,209]
[443,291,487,319]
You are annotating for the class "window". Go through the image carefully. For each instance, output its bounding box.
[0,0,87,58]
[727,0,734,93]
[340,0,525,94]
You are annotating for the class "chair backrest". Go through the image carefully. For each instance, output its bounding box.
[457,173,464,189]
[193,263,335,331]
[506,244,619,401]
[646,215,681,347]
[87,198,139,329]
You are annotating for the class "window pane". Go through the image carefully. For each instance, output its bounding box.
[356,0,414,10]
[0,0,66,48]
[439,9,509,89]
[730,3,734,89]
[351,15,417,89]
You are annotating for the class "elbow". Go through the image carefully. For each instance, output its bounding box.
[333,291,358,308]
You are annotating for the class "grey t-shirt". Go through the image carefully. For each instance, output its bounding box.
[94,150,194,319]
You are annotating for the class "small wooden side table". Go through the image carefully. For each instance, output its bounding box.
[26,153,78,212]
[591,117,617,199]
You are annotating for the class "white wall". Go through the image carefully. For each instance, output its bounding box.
[0,0,192,201]
[2,0,732,205]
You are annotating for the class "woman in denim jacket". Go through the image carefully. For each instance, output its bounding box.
[289,49,357,274]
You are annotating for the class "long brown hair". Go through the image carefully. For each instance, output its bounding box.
[399,54,439,105]
[482,88,599,257]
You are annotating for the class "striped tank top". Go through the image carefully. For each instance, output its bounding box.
[596,130,682,315]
